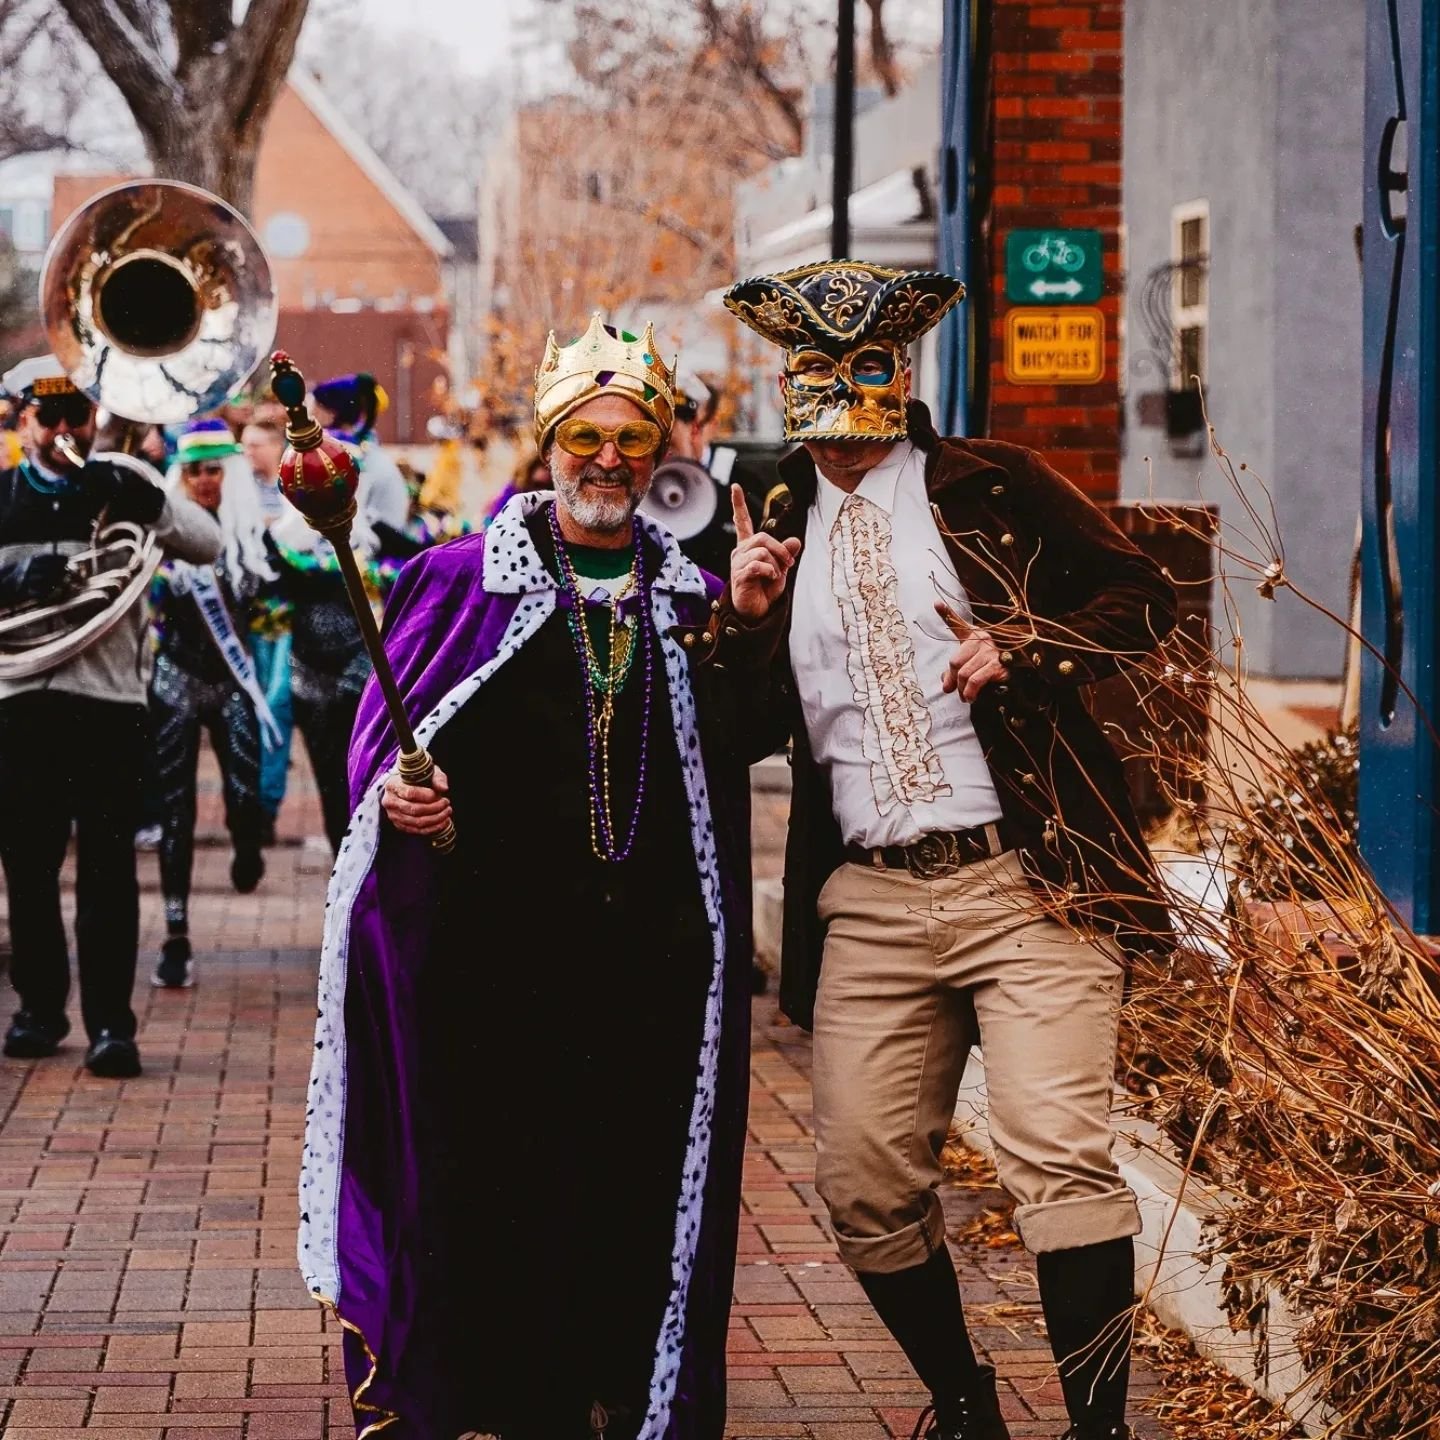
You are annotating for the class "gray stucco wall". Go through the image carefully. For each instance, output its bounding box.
[1123,0,1364,679]
[1269,0,1366,678]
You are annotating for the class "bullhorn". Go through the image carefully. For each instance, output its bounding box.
[638,459,718,541]
[0,179,277,680]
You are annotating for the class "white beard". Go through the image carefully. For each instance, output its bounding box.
[554,468,652,535]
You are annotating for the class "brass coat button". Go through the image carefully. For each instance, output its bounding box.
[991,484,1005,495]
[1058,659,1075,676]
[1000,651,1014,664]
[1000,533,1014,546]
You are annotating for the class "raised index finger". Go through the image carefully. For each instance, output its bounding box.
[731,484,755,543]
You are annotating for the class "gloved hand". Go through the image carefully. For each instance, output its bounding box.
[79,460,166,525]
[0,552,71,604]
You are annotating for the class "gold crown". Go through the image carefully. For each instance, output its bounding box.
[534,312,677,448]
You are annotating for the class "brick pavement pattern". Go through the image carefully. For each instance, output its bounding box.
[0,747,1176,1439]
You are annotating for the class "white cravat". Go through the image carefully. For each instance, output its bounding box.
[789,441,1003,848]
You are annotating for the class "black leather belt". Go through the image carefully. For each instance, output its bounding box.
[844,820,1017,879]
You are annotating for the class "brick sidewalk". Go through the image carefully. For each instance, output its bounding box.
[0,749,1178,1439]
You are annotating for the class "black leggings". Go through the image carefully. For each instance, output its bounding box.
[292,688,362,854]
[150,659,263,933]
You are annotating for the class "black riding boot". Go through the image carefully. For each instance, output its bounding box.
[857,1248,1011,1438]
[1035,1236,1136,1439]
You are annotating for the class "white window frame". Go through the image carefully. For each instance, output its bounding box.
[1170,200,1209,390]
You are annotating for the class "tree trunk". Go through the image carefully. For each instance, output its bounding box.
[138,96,263,214]
[56,0,310,218]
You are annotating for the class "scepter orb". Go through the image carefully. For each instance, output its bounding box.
[270,350,360,532]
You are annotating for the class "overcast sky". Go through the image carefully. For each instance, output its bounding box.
[349,0,529,76]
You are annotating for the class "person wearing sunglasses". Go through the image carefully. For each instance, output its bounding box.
[145,418,279,991]
[0,354,222,1078]
[296,315,765,1439]
[709,263,1181,1440]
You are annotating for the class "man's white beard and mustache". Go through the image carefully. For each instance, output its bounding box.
[554,461,652,534]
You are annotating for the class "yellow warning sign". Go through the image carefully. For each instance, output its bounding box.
[1004,307,1105,385]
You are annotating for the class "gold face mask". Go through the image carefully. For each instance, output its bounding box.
[779,341,909,441]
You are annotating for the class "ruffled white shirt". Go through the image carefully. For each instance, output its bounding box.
[788,441,1003,848]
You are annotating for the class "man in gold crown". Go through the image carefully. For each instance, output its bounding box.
[298,316,782,1438]
[699,263,1179,1440]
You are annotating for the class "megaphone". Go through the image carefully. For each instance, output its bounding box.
[639,457,719,541]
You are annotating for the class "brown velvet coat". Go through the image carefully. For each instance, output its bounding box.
[682,404,1179,1030]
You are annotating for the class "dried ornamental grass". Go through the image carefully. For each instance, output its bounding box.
[931,419,1440,1437]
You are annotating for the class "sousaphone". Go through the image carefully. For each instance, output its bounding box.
[0,178,277,679]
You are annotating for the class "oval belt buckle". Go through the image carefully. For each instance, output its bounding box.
[907,833,946,879]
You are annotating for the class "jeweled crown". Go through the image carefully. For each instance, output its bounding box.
[534,312,678,448]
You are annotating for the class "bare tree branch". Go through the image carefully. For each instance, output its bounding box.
[0,122,75,165]
[169,0,229,81]
[55,0,179,142]
[226,0,309,137]
[862,0,900,97]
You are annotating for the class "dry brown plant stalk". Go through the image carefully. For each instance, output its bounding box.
[926,419,1440,1437]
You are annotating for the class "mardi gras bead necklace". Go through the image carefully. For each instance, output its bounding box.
[548,502,654,863]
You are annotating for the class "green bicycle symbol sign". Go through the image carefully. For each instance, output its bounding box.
[1005,229,1103,304]
[1022,234,1087,273]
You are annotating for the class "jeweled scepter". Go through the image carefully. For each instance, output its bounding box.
[268,351,455,853]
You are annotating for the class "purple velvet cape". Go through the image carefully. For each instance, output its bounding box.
[298,495,753,1439]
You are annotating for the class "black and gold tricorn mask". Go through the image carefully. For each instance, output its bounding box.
[723,261,965,441]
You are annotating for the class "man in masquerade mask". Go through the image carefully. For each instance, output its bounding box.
[708,262,1179,1440]
[297,315,760,1438]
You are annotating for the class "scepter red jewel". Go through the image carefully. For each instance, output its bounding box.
[269,350,456,853]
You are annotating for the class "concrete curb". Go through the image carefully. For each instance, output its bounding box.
[954,1053,1332,1435]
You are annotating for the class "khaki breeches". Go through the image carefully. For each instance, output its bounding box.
[811,850,1142,1272]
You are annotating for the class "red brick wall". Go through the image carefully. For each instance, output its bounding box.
[986,0,1123,500]
[275,309,449,445]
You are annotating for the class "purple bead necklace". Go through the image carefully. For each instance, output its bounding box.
[548,502,654,863]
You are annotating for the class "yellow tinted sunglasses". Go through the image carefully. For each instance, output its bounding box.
[553,417,663,459]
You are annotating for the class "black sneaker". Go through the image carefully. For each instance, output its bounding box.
[2,1011,70,1059]
[231,846,265,894]
[152,936,194,989]
[84,1032,141,1079]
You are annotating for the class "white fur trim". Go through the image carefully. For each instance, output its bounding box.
[637,593,728,1439]
[485,489,708,599]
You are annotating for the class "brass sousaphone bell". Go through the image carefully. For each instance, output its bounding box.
[0,179,277,679]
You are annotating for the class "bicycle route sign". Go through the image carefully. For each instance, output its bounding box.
[1004,228,1103,304]
[1004,307,1105,385]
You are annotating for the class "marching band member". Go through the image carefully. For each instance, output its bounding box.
[147,419,279,990]
[0,357,221,1076]
[241,416,295,838]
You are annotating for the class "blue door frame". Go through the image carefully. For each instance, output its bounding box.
[1360,0,1440,931]
[936,0,970,437]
